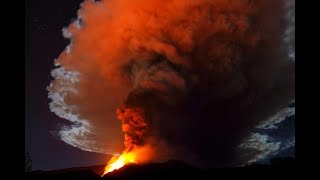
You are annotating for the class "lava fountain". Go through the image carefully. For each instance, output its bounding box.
[101,101,154,176]
[102,145,155,176]
[102,151,136,176]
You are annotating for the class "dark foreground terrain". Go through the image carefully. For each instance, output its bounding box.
[25,157,295,180]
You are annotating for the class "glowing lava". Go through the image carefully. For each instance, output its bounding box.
[102,151,136,176]
[102,145,155,177]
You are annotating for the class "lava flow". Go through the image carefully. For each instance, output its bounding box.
[102,151,136,176]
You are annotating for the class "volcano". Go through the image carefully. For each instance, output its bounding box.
[26,157,295,179]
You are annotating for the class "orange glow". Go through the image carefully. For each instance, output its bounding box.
[102,145,155,177]
[102,151,136,176]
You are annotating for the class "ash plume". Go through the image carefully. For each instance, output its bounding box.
[48,0,295,167]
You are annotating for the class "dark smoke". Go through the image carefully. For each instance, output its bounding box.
[48,0,295,167]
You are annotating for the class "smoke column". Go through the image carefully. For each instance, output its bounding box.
[48,0,295,167]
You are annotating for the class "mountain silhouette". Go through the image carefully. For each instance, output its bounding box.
[25,157,295,180]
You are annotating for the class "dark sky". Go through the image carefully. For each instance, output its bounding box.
[25,0,110,171]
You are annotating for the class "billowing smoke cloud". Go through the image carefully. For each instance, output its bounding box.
[48,0,295,167]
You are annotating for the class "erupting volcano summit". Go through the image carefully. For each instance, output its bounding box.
[47,0,295,172]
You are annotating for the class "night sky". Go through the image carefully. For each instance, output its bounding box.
[25,0,295,171]
[25,0,110,171]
